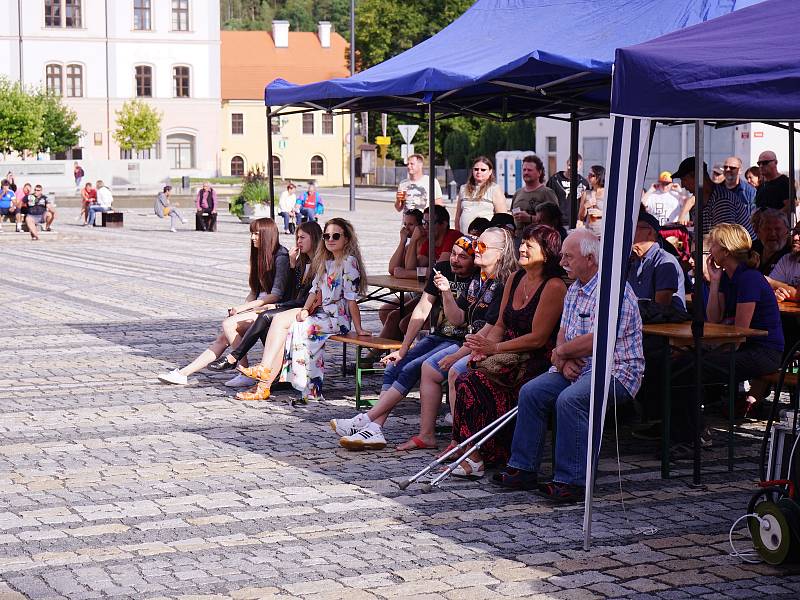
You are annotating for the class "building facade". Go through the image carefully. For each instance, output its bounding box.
[0,0,221,178]
[220,24,350,187]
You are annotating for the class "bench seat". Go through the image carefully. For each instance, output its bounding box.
[329,333,402,408]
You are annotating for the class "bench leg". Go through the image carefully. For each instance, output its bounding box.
[341,342,347,376]
[728,344,736,472]
[661,354,672,479]
[355,346,363,410]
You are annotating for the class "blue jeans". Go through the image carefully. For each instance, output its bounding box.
[278,211,292,231]
[507,371,631,486]
[382,335,459,396]
[87,205,110,226]
[423,347,469,379]
[299,207,316,223]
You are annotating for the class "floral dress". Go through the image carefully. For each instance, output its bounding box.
[280,255,361,399]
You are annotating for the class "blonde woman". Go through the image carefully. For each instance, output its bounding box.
[455,156,507,234]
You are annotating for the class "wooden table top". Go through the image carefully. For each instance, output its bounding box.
[777,300,800,315]
[366,275,425,294]
[643,321,768,343]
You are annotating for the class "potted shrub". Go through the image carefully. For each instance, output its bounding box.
[232,164,271,222]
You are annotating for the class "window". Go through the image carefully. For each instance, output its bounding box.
[322,113,334,135]
[167,133,195,169]
[302,113,314,135]
[310,155,324,176]
[45,0,61,27]
[230,156,245,177]
[171,0,189,31]
[66,64,82,97]
[231,113,244,135]
[120,144,159,160]
[269,117,281,135]
[173,66,190,98]
[46,64,63,96]
[135,66,152,97]
[65,0,81,27]
[134,0,151,30]
[271,155,281,177]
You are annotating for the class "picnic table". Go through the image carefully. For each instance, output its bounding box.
[361,275,425,317]
[642,321,768,481]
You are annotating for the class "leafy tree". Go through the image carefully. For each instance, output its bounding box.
[276,0,315,31]
[36,92,80,154]
[113,100,162,152]
[0,78,44,156]
[442,129,471,169]
[474,121,508,161]
[506,119,535,151]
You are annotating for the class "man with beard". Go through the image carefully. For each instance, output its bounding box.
[752,209,791,275]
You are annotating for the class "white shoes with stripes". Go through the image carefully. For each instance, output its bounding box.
[329,413,370,437]
[339,422,387,451]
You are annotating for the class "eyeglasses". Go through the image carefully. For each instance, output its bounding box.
[322,232,342,241]
[757,159,776,167]
[588,172,597,178]
[472,167,489,172]
[472,240,502,254]
[722,165,739,171]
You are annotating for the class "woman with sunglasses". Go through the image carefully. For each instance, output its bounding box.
[455,156,508,235]
[236,218,369,403]
[157,218,290,386]
[577,165,605,233]
[454,225,567,481]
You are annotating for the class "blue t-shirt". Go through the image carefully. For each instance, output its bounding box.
[0,190,14,210]
[627,243,686,310]
[719,264,784,352]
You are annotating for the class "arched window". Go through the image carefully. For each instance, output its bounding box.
[230,155,245,177]
[46,64,62,96]
[271,155,281,177]
[66,64,83,97]
[167,133,195,169]
[310,155,324,176]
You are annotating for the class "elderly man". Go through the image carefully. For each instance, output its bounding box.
[510,154,559,235]
[396,153,443,216]
[722,156,756,216]
[493,229,644,502]
[628,211,685,310]
[755,150,792,214]
[768,224,800,300]
[674,156,755,238]
[195,181,217,232]
[752,209,791,275]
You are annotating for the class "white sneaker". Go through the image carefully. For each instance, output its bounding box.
[170,227,177,233]
[330,413,371,437]
[157,369,188,385]
[340,423,387,451]
[442,412,453,427]
[224,373,256,388]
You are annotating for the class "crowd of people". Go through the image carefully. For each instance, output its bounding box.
[0,173,57,239]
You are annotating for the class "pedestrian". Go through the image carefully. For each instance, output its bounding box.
[154,185,187,232]
[73,162,85,189]
[396,153,443,217]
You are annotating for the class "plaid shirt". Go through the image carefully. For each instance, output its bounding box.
[551,273,644,397]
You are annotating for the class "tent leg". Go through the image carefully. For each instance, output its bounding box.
[789,121,796,227]
[569,115,580,228]
[692,120,705,485]
[427,104,436,268]
[266,106,276,221]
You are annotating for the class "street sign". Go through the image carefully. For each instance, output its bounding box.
[381,113,388,137]
[401,144,414,161]
[398,124,419,145]
[375,135,391,146]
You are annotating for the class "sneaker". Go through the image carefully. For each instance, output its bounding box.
[224,373,257,388]
[15,224,22,232]
[330,413,371,437]
[442,412,453,427]
[157,369,188,386]
[181,219,188,225]
[340,423,387,450]
[170,227,177,233]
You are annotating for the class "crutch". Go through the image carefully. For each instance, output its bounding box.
[398,406,518,491]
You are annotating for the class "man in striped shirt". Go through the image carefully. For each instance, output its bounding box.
[674,156,756,239]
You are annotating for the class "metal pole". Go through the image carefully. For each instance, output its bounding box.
[789,121,796,227]
[348,0,356,212]
[569,115,580,228]
[692,120,705,485]
[266,106,275,221]
[428,104,436,269]
[16,0,23,83]
[104,0,110,160]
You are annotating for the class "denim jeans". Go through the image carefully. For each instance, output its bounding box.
[382,335,459,396]
[87,205,109,226]
[299,207,316,223]
[423,347,470,379]
[507,371,631,486]
[278,211,292,231]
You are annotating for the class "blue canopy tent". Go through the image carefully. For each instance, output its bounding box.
[588,0,800,549]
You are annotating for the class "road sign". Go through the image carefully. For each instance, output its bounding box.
[375,135,391,146]
[381,113,388,137]
[398,124,419,145]
[401,144,414,161]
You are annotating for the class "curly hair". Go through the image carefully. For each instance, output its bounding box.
[311,217,368,295]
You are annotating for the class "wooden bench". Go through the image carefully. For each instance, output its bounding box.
[195,212,217,232]
[101,211,124,228]
[329,332,402,409]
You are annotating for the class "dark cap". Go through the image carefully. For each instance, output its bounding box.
[672,156,708,180]
[637,210,661,232]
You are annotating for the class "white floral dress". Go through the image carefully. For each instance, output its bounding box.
[280,255,361,399]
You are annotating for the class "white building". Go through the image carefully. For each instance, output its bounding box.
[0,0,221,180]
[535,117,799,186]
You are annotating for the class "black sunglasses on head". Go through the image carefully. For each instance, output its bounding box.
[323,232,342,241]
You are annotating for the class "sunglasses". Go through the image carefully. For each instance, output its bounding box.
[723,165,739,170]
[472,240,502,254]
[472,167,489,172]
[757,159,776,166]
[323,232,342,241]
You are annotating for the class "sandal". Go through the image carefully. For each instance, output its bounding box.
[396,436,438,452]
[450,456,484,480]
[436,441,459,460]
[536,481,584,504]
[235,382,271,401]
[491,467,538,490]
[237,364,272,381]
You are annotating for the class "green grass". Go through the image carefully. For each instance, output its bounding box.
[169,177,242,186]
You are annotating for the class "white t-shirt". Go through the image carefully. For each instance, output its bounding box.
[643,188,682,225]
[96,187,113,208]
[278,191,296,213]
[398,177,442,214]
[770,253,800,287]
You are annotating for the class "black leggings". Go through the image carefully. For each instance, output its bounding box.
[229,308,286,362]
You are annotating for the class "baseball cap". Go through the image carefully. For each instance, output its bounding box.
[672,156,708,180]
[637,210,661,232]
[658,171,672,184]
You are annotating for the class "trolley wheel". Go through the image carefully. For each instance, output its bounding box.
[750,501,793,565]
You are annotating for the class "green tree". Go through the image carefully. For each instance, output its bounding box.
[0,77,45,156]
[506,119,535,151]
[313,0,351,36]
[35,92,80,154]
[442,129,471,169]
[474,121,508,160]
[276,0,315,31]
[113,100,162,152]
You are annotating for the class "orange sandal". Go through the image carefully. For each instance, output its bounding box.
[236,364,272,381]
[235,382,271,401]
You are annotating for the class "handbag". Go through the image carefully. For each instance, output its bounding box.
[472,351,530,386]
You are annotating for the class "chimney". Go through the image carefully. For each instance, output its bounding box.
[318,21,331,48]
[272,20,289,48]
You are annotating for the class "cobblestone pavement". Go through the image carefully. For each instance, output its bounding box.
[2,203,800,599]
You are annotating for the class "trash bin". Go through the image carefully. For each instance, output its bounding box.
[181,175,190,190]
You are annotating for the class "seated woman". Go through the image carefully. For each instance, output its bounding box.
[333,227,517,450]
[451,225,566,480]
[236,218,370,403]
[207,221,322,372]
[157,218,290,386]
[671,223,784,455]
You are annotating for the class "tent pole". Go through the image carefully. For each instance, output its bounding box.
[428,103,436,269]
[692,120,705,485]
[267,105,275,221]
[349,0,356,212]
[789,121,796,228]
[569,115,580,228]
